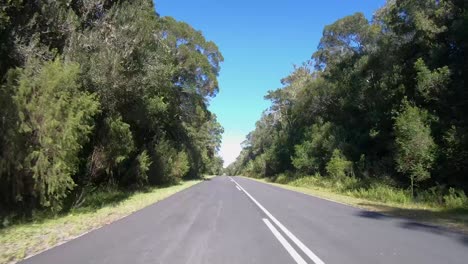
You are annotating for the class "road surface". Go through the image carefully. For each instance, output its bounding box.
[21,176,468,264]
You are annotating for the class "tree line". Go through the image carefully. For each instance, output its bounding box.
[0,0,224,216]
[227,0,467,201]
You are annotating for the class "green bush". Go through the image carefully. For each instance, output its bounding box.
[170,150,190,181]
[443,188,468,209]
[394,100,437,197]
[326,149,353,179]
[12,59,100,210]
[135,150,151,186]
[87,115,135,184]
[245,154,266,178]
[414,186,444,205]
[104,116,135,166]
[292,121,338,174]
[152,139,190,184]
[274,172,295,184]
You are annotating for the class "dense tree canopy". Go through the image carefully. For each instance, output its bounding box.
[227,0,467,197]
[0,0,224,215]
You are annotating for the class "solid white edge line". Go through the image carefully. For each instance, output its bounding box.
[231,177,325,264]
[262,218,307,264]
[236,185,241,191]
[240,176,351,207]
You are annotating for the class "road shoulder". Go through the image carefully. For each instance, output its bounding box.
[1,179,206,264]
[240,176,468,234]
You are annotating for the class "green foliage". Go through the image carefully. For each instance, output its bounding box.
[289,174,358,193]
[87,115,135,184]
[160,16,224,97]
[273,172,296,184]
[289,175,423,205]
[0,0,224,217]
[351,184,412,204]
[394,100,437,196]
[0,179,202,264]
[292,121,340,174]
[153,139,190,184]
[248,154,267,177]
[170,150,190,182]
[313,12,376,69]
[414,58,451,101]
[12,59,100,210]
[134,150,151,186]
[271,172,468,211]
[205,155,224,175]
[326,149,353,179]
[274,174,290,184]
[443,188,468,209]
[104,116,135,167]
[233,0,467,210]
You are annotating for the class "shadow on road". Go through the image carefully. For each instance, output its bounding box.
[357,211,389,219]
[355,203,468,247]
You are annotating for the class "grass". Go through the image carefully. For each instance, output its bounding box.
[0,178,206,264]
[245,175,468,233]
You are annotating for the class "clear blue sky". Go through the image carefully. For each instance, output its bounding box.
[155,0,386,166]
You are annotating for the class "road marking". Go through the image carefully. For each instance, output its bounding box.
[240,176,351,207]
[229,177,325,264]
[262,218,307,264]
[236,185,241,191]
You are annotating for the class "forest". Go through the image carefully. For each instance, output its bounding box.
[0,0,224,217]
[227,0,467,207]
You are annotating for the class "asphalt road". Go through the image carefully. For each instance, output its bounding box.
[21,176,468,264]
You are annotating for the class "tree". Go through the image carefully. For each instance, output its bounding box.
[0,0,224,216]
[394,100,437,197]
[326,149,353,179]
[232,0,467,196]
[10,58,99,210]
[312,12,377,70]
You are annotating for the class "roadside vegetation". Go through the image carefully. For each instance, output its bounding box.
[0,0,223,243]
[252,175,468,232]
[0,179,203,264]
[227,0,468,228]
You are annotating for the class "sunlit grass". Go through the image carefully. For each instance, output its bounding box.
[246,176,468,233]
[0,179,202,264]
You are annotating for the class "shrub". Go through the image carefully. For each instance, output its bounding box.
[394,100,437,197]
[88,115,135,184]
[135,150,151,186]
[245,154,266,178]
[415,185,445,205]
[152,139,190,184]
[443,188,468,209]
[170,150,190,181]
[104,116,135,166]
[274,172,295,184]
[292,120,339,174]
[326,149,353,179]
[12,59,100,210]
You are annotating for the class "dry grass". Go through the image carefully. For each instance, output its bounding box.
[0,179,203,264]
[245,177,468,233]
